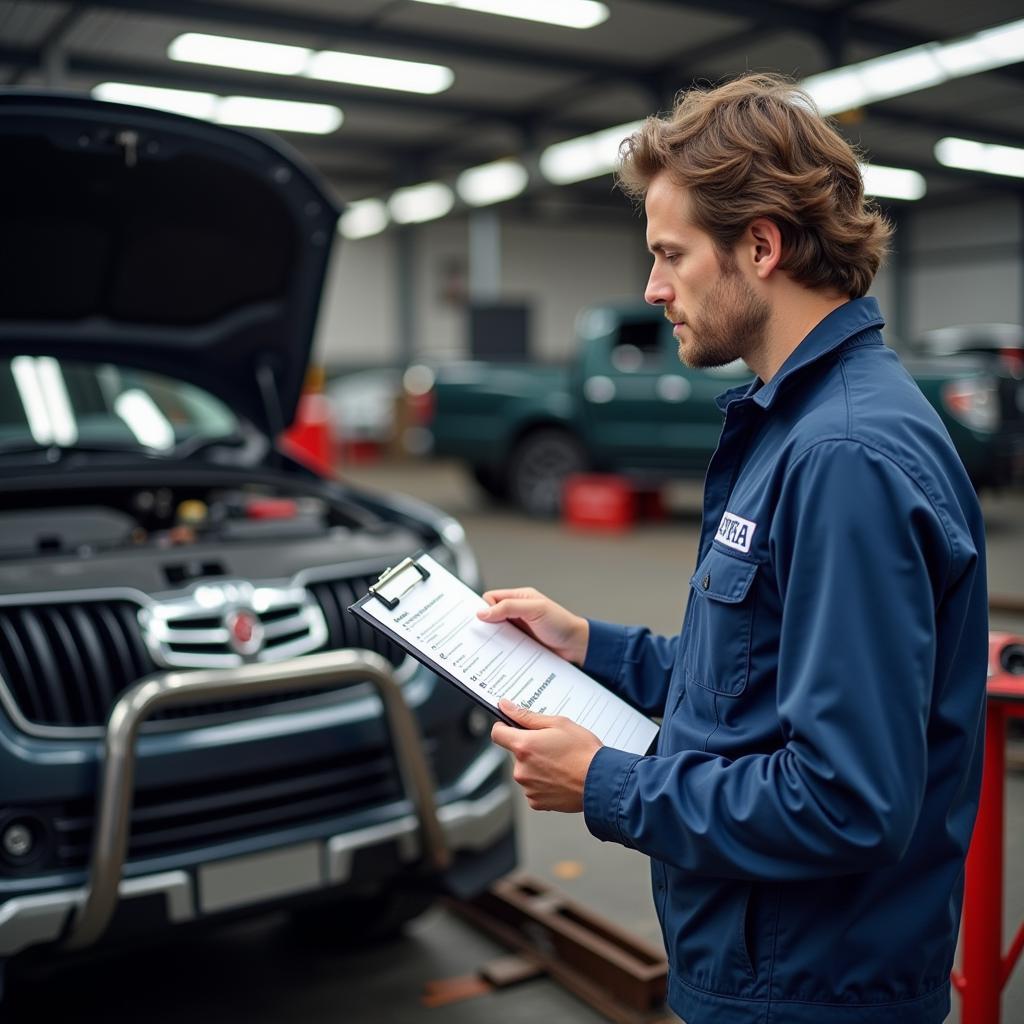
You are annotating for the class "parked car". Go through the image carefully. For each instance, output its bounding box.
[326,368,403,445]
[423,303,1024,515]
[914,323,1024,377]
[0,91,515,989]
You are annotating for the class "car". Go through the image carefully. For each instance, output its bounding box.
[914,323,1024,378]
[326,368,403,446]
[424,303,1024,515]
[0,91,515,992]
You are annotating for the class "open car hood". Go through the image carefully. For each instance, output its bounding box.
[0,91,340,436]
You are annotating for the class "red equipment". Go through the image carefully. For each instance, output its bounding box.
[952,629,1024,1024]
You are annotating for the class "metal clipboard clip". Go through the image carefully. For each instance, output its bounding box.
[368,556,431,610]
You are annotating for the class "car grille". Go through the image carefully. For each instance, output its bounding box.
[38,739,439,872]
[307,574,407,666]
[0,600,156,728]
[0,571,414,733]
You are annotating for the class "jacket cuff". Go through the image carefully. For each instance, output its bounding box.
[582,619,628,680]
[583,745,641,847]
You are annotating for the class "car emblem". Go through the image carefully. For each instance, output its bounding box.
[225,609,264,657]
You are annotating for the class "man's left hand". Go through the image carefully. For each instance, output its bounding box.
[491,698,603,812]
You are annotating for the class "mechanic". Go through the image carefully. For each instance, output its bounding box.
[483,74,988,1024]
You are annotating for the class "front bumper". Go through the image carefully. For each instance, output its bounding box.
[0,744,513,958]
[0,650,514,958]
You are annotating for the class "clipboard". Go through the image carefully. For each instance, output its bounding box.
[350,550,520,728]
[350,551,660,755]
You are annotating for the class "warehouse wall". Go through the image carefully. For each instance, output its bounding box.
[315,214,646,368]
[906,196,1023,332]
[313,196,1023,368]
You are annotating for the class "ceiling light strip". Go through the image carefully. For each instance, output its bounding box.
[92,83,342,134]
[169,33,454,95]
[802,17,1024,115]
[935,137,1024,179]
[409,0,609,30]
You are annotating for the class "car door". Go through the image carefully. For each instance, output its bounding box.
[579,313,750,473]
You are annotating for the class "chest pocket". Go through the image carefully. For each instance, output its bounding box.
[685,546,759,697]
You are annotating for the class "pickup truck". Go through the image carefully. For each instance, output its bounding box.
[424,303,1024,516]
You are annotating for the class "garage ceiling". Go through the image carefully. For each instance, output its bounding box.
[3,0,1024,221]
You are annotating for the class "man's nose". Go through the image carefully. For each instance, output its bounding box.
[644,266,671,307]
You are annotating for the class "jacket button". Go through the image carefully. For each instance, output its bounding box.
[702,574,711,591]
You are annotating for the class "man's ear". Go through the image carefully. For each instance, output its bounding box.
[746,218,783,279]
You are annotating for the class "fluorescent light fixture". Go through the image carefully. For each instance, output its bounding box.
[457,159,529,206]
[802,17,1024,115]
[388,182,455,224]
[114,390,175,450]
[859,163,927,201]
[35,357,78,446]
[169,32,454,95]
[339,198,390,239]
[92,82,217,119]
[92,83,342,134]
[539,120,643,185]
[216,95,342,133]
[169,33,311,75]
[308,51,453,95]
[11,356,54,445]
[410,0,608,30]
[935,137,1024,179]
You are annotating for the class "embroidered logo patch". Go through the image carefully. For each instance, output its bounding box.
[716,511,756,553]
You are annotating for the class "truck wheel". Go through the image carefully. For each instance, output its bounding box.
[507,429,585,517]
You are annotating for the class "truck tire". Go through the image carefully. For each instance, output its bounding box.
[507,428,586,517]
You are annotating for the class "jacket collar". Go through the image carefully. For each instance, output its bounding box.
[715,297,885,413]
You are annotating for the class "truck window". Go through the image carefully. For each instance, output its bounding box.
[611,319,664,372]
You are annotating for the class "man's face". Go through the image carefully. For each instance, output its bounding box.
[643,173,769,369]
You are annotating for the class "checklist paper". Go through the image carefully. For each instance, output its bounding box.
[351,553,658,757]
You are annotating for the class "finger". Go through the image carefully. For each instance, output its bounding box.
[498,698,559,730]
[481,588,537,603]
[477,598,542,623]
[490,721,519,750]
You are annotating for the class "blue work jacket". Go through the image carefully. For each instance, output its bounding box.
[582,298,988,1024]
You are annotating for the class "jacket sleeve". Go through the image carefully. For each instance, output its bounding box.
[582,619,678,717]
[583,440,965,880]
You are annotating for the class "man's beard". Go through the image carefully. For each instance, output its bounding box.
[673,260,770,370]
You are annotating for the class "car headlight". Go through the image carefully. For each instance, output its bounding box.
[429,518,482,592]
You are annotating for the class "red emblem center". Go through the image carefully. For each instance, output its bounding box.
[229,611,258,647]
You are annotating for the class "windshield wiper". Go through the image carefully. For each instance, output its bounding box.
[171,432,251,459]
[0,440,151,458]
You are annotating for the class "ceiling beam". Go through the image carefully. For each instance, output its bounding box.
[865,105,1024,151]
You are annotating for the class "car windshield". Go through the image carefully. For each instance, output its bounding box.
[0,356,239,454]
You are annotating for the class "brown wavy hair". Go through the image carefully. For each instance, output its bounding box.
[617,74,891,298]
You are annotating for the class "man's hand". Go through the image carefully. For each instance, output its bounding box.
[477,587,589,665]
[491,698,602,813]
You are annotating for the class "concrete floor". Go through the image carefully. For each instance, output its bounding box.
[6,457,1021,1023]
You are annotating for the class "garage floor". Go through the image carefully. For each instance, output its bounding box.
[6,458,1021,1024]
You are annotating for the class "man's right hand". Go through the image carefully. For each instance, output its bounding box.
[476,588,589,666]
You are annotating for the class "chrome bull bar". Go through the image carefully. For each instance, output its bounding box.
[62,648,450,951]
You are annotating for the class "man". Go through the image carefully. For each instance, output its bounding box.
[482,74,988,1024]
